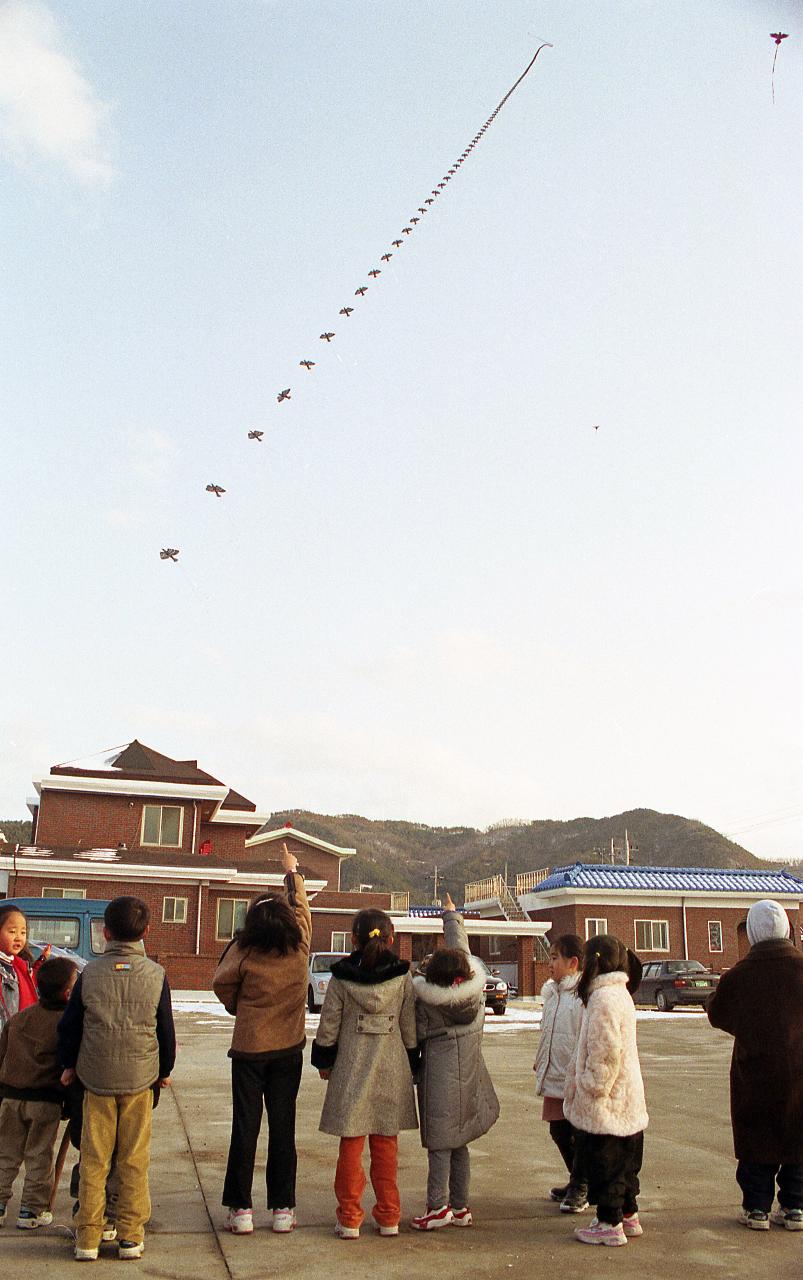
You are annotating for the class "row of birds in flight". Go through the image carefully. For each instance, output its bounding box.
[158,33,789,564]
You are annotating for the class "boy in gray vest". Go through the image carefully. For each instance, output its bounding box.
[58,897,175,1261]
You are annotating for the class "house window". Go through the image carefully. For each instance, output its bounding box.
[585,918,608,939]
[331,931,349,951]
[489,935,502,956]
[141,804,183,848]
[635,919,670,952]
[163,897,188,924]
[42,887,86,899]
[708,920,723,953]
[216,898,249,941]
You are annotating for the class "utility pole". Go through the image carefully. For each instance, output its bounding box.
[426,866,441,905]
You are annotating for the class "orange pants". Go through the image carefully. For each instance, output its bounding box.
[334,1135,400,1228]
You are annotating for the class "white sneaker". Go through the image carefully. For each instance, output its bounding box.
[770,1207,803,1231]
[376,1223,399,1235]
[451,1207,473,1227]
[335,1221,360,1239]
[118,1240,144,1260]
[17,1207,54,1229]
[224,1208,254,1234]
[74,1246,99,1261]
[411,1205,453,1231]
[738,1209,770,1231]
[272,1208,295,1233]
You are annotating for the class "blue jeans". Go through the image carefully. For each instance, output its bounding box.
[736,1161,803,1213]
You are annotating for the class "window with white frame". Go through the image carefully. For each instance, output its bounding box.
[488,935,502,955]
[635,919,669,952]
[42,887,86,899]
[331,931,348,951]
[141,804,183,848]
[708,920,723,953]
[163,897,188,924]
[585,917,608,939]
[216,898,249,941]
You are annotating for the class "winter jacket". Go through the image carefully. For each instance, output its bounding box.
[58,940,176,1096]
[0,952,39,1032]
[563,971,648,1137]
[534,973,582,1098]
[212,873,312,1058]
[413,911,499,1150]
[707,937,803,1163]
[312,950,418,1137]
[0,997,69,1104]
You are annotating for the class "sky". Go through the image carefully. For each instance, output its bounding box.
[1,0,801,859]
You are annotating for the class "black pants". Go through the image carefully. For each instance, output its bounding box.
[737,1161,803,1213]
[222,1053,303,1211]
[575,1130,643,1226]
[549,1119,587,1189]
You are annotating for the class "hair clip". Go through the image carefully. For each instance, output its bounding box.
[368,928,381,938]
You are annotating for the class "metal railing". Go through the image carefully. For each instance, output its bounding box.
[389,891,410,912]
[515,868,550,895]
[464,874,506,904]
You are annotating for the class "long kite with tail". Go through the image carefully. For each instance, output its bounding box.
[161,42,552,561]
[770,32,789,103]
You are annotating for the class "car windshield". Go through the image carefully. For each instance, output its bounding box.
[472,956,492,977]
[666,961,707,974]
[311,954,345,973]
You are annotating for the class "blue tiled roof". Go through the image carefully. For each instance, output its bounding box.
[408,906,481,917]
[527,863,803,895]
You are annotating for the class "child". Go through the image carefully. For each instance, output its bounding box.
[534,933,587,1212]
[0,905,50,1032]
[0,956,77,1229]
[311,908,418,1238]
[213,843,311,1235]
[707,899,803,1231]
[563,934,647,1247]
[58,896,176,1262]
[410,892,499,1230]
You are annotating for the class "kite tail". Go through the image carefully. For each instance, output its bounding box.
[772,45,778,104]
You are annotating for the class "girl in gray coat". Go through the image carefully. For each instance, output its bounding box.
[311,909,418,1239]
[410,894,500,1230]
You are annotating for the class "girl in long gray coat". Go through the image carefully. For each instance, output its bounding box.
[410,893,500,1230]
[311,909,418,1239]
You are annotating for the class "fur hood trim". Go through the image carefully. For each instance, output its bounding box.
[588,971,629,993]
[541,973,580,998]
[412,964,485,1007]
[330,951,410,985]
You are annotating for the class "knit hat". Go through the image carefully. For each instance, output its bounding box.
[746,899,791,946]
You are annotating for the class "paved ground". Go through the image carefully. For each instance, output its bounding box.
[3,1002,800,1279]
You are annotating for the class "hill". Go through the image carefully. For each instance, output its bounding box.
[267,807,763,899]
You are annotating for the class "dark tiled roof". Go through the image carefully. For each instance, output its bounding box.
[528,862,803,895]
[220,788,256,812]
[50,740,256,808]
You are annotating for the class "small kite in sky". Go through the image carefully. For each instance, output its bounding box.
[247,430,264,441]
[206,484,226,497]
[770,32,789,102]
[381,253,393,261]
[160,548,179,561]
[368,269,381,278]
[300,359,316,369]
[355,285,368,296]
[392,239,403,247]
[320,332,335,342]
[340,306,354,317]
[277,388,291,402]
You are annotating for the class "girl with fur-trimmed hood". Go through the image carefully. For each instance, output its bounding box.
[563,934,647,1248]
[409,893,500,1231]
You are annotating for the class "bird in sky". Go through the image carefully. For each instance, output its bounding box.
[206,484,225,497]
[392,239,403,247]
[381,253,392,262]
[300,359,316,369]
[320,332,335,342]
[355,286,368,296]
[247,430,264,441]
[593,425,600,431]
[340,306,354,316]
[160,548,179,561]
[368,269,381,278]
[277,388,291,402]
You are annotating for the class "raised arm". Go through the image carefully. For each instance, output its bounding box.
[441,891,471,958]
[281,842,312,949]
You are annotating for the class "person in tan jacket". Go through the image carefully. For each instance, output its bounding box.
[213,843,311,1236]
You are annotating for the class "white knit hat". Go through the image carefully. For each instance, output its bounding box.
[746,899,791,946]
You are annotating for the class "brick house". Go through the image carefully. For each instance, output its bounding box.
[516,863,803,971]
[0,741,405,987]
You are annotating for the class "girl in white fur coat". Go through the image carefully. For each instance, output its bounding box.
[563,934,648,1248]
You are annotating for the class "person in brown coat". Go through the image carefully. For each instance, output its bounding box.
[707,899,803,1232]
[212,842,311,1236]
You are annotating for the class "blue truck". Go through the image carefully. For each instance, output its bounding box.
[2,896,111,967]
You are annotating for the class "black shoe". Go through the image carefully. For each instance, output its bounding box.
[560,1184,590,1214]
[550,1184,570,1202]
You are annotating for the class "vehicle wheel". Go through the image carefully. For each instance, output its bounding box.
[307,986,316,1013]
[656,989,673,1012]
[493,1004,506,1016]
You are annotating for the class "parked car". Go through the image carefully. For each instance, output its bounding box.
[413,952,508,1015]
[307,952,348,1011]
[3,896,110,966]
[638,960,720,1011]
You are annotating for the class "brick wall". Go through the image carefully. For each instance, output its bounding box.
[249,838,344,889]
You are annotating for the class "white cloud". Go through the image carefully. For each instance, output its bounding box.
[0,0,115,183]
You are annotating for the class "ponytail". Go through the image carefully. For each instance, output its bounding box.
[577,933,632,1006]
[352,908,394,971]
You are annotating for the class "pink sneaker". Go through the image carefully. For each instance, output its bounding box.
[622,1212,643,1237]
[451,1207,473,1227]
[574,1217,627,1246]
[410,1205,453,1231]
[224,1208,253,1235]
